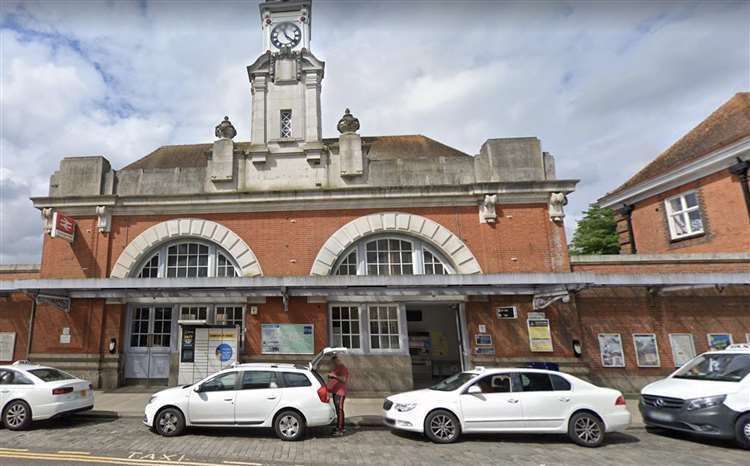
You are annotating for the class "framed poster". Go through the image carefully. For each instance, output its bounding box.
[261,324,314,354]
[527,319,553,352]
[475,334,493,346]
[668,333,696,367]
[0,332,16,361]
[707,333,733,351]
[633,333,660,367]
[598,333,625,368]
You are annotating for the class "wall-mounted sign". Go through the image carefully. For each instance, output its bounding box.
[707,333,733,351]
[181,327,195,363]
[496,307,517,319]
[633,333,660,367]
[261,323,314,354]
[475,334,493,346]
[598,333,625,367]
[669,333,696,367]
[475,347,495,355]
[50,211,76,243]
[0,332,16,361]
[59,327,71,344]
[478,324,486,333]
[527,311,546,320]
[527,319,553,352]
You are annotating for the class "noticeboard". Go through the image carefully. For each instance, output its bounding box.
[527,319,553,352]
[261,324,314,355]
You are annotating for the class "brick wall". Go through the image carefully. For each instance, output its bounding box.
[616,171,750,254]
[38,204,567,279]
[0,293,32,362]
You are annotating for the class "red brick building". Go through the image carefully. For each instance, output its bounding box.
[1,1,747,394]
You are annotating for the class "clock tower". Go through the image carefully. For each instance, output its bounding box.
[247,0,325,166]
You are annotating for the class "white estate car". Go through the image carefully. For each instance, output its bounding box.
[0,362,94,430]
[145,347,346,441]
[383,367,630,447]
[640,343,750,449]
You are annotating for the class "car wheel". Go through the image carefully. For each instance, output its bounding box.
[154,408,185,437]
[274,410,306,441]
[3,400,32,431]
[736,413,750,450]
[568,411,605,447]
[424,410,460,444]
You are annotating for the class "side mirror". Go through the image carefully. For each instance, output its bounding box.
[467,385,482,395]
[193,384,202,393]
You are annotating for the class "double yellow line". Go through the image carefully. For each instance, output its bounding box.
[0,448,255,466]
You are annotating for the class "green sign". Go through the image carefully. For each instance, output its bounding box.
[261,324,314,354]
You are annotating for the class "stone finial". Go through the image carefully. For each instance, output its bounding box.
[337,108,360,134]
[215,116,237,139]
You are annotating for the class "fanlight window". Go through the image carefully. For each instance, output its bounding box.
[333,236,452,276]
[135,241,239,278]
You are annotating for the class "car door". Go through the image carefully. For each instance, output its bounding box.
[188,371,238,424]
[513,371,570,431]
[234,370,282,425]
[459,373,524,432]
[0,370,12,408]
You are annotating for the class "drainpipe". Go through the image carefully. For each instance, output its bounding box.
[618,204,637,254]
[729,157,750,221]
[26,294,37,361]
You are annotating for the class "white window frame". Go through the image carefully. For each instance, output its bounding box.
[134,240,240,278]
[332,235,454,276]
[664,191,704,240]
[328,303,408,355]
[280,109,292,138]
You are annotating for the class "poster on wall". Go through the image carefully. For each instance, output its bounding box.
[0,332,16,361]
[669,333,696,367]
[746,333,750,344]
[707,333,733,351]
[527,319,553,352]
[261,324,314,354]
[633,333,661,367]
[598,333,625,367]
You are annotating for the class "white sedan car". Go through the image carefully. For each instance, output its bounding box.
[384,367,630,447]
[145,348,345,441]
[0,362,94,430]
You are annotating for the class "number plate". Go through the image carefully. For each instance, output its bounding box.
[649,410,673,422]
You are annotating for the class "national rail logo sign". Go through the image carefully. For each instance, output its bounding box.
[50,211,76,243]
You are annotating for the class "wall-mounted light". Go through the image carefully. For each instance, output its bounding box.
[572,339,582,358]
[108,337,117,354]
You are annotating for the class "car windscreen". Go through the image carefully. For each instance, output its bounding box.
[430,372,476,391]
[673,353,750,382]
[28,368,77,382]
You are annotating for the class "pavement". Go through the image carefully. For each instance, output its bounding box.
[86,389,645,428]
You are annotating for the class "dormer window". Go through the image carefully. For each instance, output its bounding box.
[665,191,704,240]
[280,110,292,138]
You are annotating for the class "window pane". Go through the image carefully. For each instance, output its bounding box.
[670,214,688,235]
[242,371,274,390]
[519,372,553,392]
[668,198,682,212]
[390,336,400,348]
[283,372,311,388]
[370,336,379,349]
[688,210,703,232]
[684,192,698,208]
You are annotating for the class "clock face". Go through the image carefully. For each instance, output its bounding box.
[270,22,302,49]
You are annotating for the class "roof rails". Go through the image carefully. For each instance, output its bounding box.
[724,343,750,352]
[12,360,33,366]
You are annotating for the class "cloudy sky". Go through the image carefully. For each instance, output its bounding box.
[0,0,748,264]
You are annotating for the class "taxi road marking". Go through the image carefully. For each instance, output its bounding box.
[0,450,251,466]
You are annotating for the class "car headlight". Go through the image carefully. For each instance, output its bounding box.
[685,395,726,411]
[395,402,417,412]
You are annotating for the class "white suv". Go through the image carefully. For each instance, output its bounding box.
[640,343,750,449]
[144,347,345,441]
[384,367,630,447]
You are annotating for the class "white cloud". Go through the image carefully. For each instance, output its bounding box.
[0,0,748,263]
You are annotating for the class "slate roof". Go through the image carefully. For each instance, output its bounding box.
[607,92,750,198]
[120,135,469,171]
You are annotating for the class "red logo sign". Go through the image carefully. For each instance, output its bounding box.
[51,212,76,243]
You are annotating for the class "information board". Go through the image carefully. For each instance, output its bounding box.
[261,324,314,354]
[527,319,553,352]
[0,332,15,361]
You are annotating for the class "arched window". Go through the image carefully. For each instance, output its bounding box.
[332,236,452,276]
[135,240,239,278]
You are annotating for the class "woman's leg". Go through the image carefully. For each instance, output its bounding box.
[334,394,346,431]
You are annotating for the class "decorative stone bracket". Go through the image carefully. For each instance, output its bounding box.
[532,289,570,310]
[41,208,53,234]
[479,194,497,224]
[36,293,71,313]
[96,206,111,233]
[548,192,567,223]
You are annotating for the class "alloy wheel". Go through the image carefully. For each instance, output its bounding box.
[574,416,602,445]
[5,404,26,428]
[744,422,750,440]
[158,412,178,434]
[430,414,456,441]
[279,415,299,438]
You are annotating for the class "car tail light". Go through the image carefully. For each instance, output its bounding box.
[317,385,329,403]
[52,387,74,395]
[615,395,626,406]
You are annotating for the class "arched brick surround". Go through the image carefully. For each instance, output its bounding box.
[310,212,482,275]
[110,218,262,278]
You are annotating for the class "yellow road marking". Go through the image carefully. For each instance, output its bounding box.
[0,447,29,452]
[58,450,92,455]
[0,450,240,466]
[223,462,264,466]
